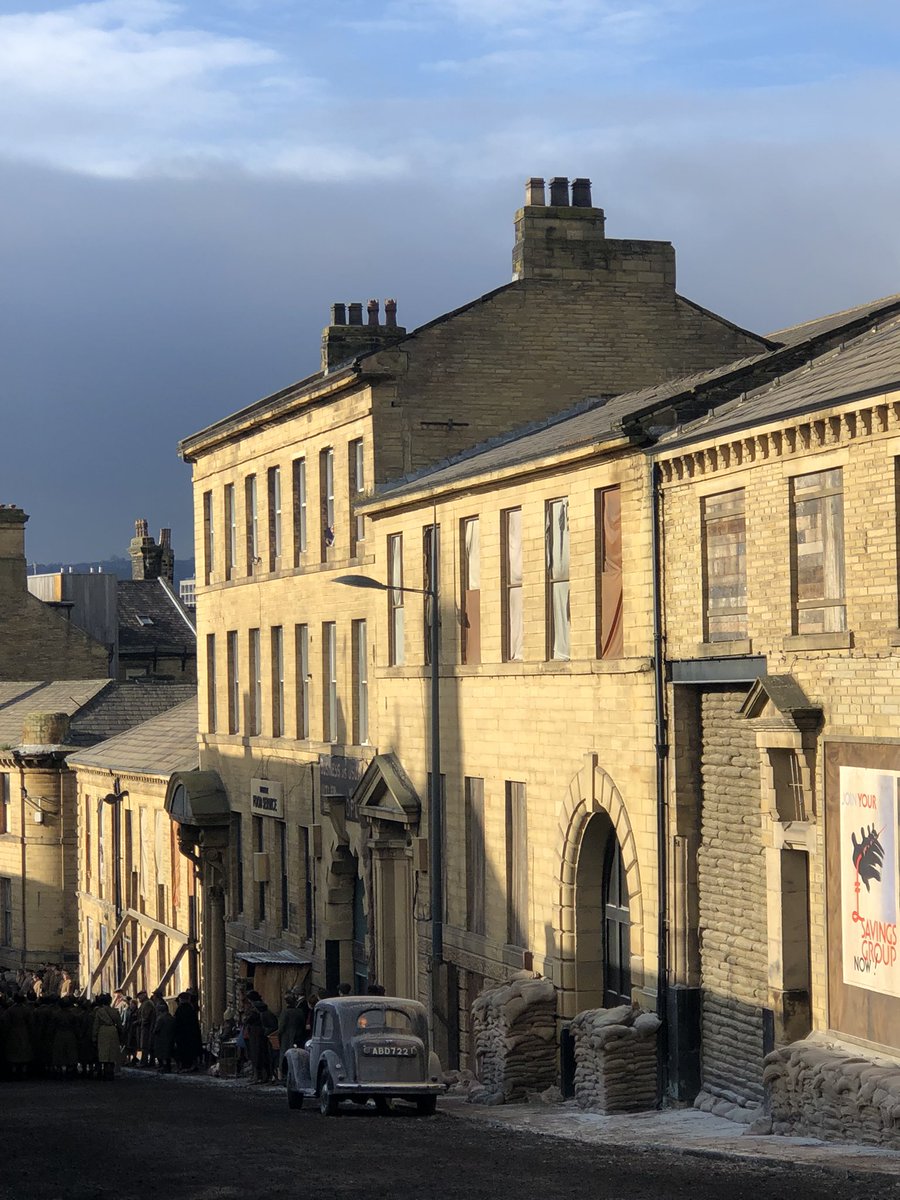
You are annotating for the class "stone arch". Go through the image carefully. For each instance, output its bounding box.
[555,754,644,1019]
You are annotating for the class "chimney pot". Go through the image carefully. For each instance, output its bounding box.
[571,178,592,207]
[135,518,148,539]
[367,299,380,327]
[549,177,569,206]
[348,302,363,326]
[525,177,545,206]
[384,299,397,329]
[330,302,346,325]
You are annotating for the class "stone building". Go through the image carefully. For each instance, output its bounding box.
[178,178,772,1022]
[0,679,195,976]
[0,506,109,681]
[67,698,201,1002]
[654,301,900,1128]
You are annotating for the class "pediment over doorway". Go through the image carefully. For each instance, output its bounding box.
[351,753,420,827]
[738,674,822,730]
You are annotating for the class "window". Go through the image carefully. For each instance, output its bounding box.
[280,821,289,931]
[206,633,217,733]
[254,815,266,924]
[0,774,9,835]
[320,447,335,559]
[546,498,570,660]
[352,620,369,745]
[323,622,338,742]
[595,486,624,657]
[271,626,284,737]
[461,518,481,665]
[202,491,214,585]
[249,628,261,735]
[295,624,310,739]
[85,800,92,890]
[502,508,524,661]
[268,466,282,570]
[245,474,258,573]
[227,630,239,733]
[350,438,365,554]
[98,803,105,901]
[224,483,236,580]
[465,778,486,936]
[300,826,314,940]
[791,468,846,633]
[423,524,440,665]
[505,781,528,948]
[292,457,307,564]
[388,533,405,666]
[702,489,746,643]
[232,813,244,916]
[0,878,11,946]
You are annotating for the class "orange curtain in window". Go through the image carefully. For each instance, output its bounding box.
[599,488,623,658]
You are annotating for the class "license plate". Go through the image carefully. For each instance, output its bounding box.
[362,1045,416,1057]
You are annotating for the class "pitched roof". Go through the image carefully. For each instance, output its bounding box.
[66,681,198,747]
[0,680,110,747]
[65,697,199,776]
[117,578,195,657]
[365,294,900,504]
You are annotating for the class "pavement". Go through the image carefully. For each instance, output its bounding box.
[443,1094,900,1178]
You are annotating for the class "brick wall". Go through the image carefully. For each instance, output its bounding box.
[0,593,109,681]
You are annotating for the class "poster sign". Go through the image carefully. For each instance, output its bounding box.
[250,778,283,819]
[840,765,900,997]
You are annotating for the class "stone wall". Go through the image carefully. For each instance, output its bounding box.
[697,688,767,1112]
[469,972,557,1102]
[570,1004,660,1112]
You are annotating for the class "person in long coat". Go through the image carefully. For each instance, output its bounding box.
[51,997,80,1077]
[137,991,156,1067]
[4,995,33,1077]
[172,993,202,1072]
[93,994,122,1080]
[152,1002,175,1073]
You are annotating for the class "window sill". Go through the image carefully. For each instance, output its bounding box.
[783,631,854,652]
[696,639,753,658]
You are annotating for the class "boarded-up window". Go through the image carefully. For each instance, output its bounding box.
[323,622,337,742]
[295,623,309,738]
[206,633,217,733]
[249,627,261,736]
[227,629,239,734]
[320,447,335,560]
[423,524,440,665]
[271,626,284,737]
[465,777,486,936]
[546,498,570,660]
[245,474,258,573]
[596,486,623,658]
[503,508,523,662]
[388,534,405,666]
[224,483,236,579]
[461,517,481,665]
[292,458,307,564]
[202,490,214,585]
[353,619,368,745]
[702,489,747,642]
[505,781,528,948]
[791,469,845,634]
[349,439,365,554]
[268,466,282,570]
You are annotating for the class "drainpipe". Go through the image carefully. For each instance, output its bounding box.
[650,458,670,1105]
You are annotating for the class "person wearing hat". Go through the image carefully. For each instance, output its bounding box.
[137,990,157,1067]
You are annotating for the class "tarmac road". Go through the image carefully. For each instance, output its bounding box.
[2,1071,898,1200]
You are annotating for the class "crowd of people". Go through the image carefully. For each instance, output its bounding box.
[0,968,204,1080]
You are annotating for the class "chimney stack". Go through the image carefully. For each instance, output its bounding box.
[512,171,609,282]
[321,299,407,373]
[0,505,28,596]
[129,518,174,582]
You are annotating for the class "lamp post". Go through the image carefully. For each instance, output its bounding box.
[334,568,443,982]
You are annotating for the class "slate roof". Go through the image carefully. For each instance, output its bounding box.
[65,697,198,777]
[365,295,900,505]
[0,680,197,753]
[117,578,195,657]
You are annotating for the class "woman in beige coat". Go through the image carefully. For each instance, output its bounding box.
[92,994,122,1080]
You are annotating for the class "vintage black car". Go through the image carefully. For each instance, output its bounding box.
[283,996,444,1116]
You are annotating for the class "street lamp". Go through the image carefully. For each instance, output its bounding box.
[333,570,443,975]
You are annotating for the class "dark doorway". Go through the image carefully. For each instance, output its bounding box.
[574,810,632,1011]
[602,832,632,1007]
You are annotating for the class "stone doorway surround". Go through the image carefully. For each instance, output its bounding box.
[556,754,644,1021]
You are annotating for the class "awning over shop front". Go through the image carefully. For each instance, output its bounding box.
[166,770,229,827]
[236,951,312,1012]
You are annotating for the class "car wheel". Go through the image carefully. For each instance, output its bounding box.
[319,1071,340,1117]
[374,1096,392,1115]
[415,1096,437,1117]
[287,1088,304,1110]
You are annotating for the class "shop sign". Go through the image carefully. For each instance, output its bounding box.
[319,755,363,820]
[250,778,283,819]
[840,765,900,997]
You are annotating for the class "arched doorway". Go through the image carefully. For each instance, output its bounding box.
[574,811,632,1011]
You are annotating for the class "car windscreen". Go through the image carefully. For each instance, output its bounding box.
[355,1008,414,1034]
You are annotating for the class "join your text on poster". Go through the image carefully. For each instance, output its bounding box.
[840,765,900,997]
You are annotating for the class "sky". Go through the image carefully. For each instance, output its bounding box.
[4,0,900,564]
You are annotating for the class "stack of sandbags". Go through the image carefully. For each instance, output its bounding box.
[764,1034,900,1148]
[569,1005,660,1112]
[469,971,557,1104]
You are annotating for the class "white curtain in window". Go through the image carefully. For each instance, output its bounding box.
[547,500,570,660]
[465,518,480,589]
[508,586,524,661]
